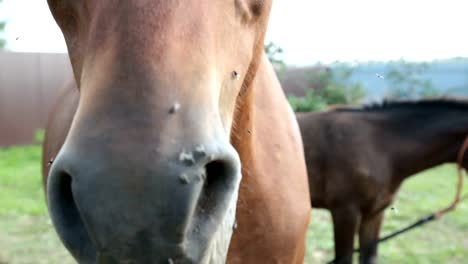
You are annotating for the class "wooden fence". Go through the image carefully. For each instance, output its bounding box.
[0,51,302,147]
[0,51,72,146]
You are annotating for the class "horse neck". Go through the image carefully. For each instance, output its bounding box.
[230,90,254,173]
[229,61,258,178]
[372,107,468,179]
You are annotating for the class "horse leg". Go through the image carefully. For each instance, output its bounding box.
[331,206,361,264]
[358,212,384,264]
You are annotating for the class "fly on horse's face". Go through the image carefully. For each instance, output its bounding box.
[46,0,272,263]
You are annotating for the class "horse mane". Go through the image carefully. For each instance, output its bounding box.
[334,97,468,112]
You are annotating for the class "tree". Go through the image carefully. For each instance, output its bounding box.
[384,61,440,100]
[0,22,5,49]
[263,42,366,112]
[0,0,5,49]
[264,41,285,70]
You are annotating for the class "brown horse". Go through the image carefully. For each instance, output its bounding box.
[297,99,468,264]
[42,1,311,263]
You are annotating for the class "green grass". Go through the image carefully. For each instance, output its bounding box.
[1,145,467,263]
[0,145,74,264]
[0,145,47,215]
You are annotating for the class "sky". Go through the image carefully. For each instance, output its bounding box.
[1,0,468,66]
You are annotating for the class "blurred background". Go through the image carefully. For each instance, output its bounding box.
[0,0,467,263]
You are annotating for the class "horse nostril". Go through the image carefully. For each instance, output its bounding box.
[195,158,238,217]
[205,160,231,190]
[47,167,96,262]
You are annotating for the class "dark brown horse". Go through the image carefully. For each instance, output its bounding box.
[42,1,311,263]
[297,99,468,264]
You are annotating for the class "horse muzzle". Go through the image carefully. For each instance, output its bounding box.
[47,136,241,263]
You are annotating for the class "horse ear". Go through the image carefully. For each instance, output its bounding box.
[249,0,265,17]
[47,0,79,31]
[235,0,269,24]
[47,0,70,11]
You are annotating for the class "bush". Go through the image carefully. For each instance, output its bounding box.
[288,90,328,112]
[288,66,366,112]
